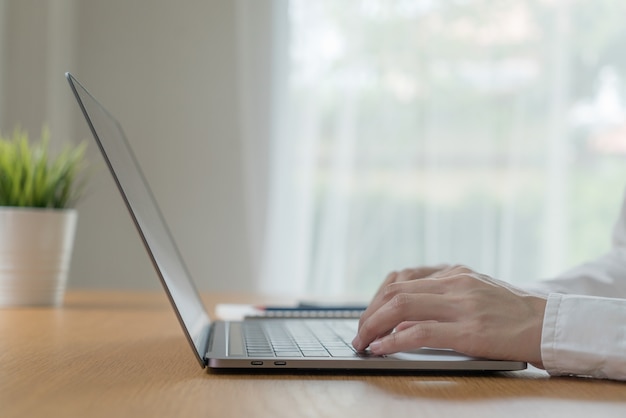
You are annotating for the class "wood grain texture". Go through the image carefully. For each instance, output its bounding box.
[1,291,625,418]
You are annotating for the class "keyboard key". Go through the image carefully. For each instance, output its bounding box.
[243,319,361,359]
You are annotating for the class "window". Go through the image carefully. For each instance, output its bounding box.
[261,0,626,297]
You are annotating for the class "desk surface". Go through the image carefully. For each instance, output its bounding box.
[1,291,625,418]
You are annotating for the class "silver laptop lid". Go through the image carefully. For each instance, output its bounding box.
[66,73,210,367]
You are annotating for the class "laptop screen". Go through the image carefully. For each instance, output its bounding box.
[66,73,211,366]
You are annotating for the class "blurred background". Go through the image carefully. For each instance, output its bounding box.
[2,0,626,298]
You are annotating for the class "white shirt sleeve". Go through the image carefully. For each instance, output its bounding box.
[532,187,626,380]
[541,293,626,380]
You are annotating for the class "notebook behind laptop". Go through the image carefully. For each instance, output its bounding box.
[66,72,526,373]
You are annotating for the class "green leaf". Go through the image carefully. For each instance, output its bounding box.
[0,127,88,209]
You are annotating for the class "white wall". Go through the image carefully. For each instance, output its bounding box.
[0,0,272,291]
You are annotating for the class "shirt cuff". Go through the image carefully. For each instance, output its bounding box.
[541,293,626,380]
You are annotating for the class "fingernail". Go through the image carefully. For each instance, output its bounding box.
[352,336,362,350]
[369,340,382,354]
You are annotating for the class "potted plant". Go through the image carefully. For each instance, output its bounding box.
[0,127,87,307]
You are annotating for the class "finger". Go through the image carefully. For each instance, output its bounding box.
[353,293,454,351]
[370,270,401,303]
[371,268,427,301]
[394,320,437,332]
[358,265,456,336]
[394,266,444,282]
[368,321,461,355]
[360,271,400,329]
[395,321,420,332]
[360,270,404,330]
[360,266,484,332]
[428,264,469,279]
[373,266,446,301]
[359,278,446,330]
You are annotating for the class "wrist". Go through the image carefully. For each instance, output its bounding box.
[524,295,547,368]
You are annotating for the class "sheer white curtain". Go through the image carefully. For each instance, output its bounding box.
[252,0,626,298]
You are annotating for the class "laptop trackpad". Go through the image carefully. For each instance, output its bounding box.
[390,348,474,361]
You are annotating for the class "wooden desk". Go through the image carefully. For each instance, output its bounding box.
[1,291,625,418]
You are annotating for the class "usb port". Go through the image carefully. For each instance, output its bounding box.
[251,361,264,366]
[274,361,287,366]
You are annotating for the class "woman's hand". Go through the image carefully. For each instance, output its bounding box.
[352,265,547,367]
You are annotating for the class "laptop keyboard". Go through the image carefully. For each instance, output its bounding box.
[243,319,359,358]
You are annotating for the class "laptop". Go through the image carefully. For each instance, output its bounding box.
[66,72,526,373]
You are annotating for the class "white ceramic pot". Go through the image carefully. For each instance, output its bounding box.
[0,207,78,307]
